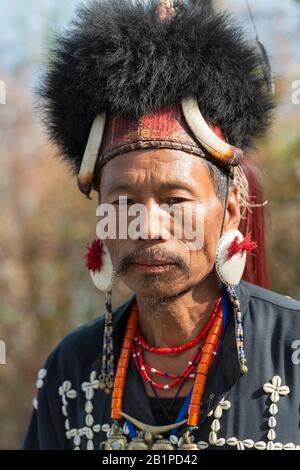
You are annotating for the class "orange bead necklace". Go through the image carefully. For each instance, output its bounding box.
[112,299,223,427]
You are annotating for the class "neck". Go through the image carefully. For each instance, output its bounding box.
[136,270,221,348]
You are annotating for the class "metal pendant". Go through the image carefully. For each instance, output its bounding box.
[100,422,128,450]
[177,430,199,450]
[127,433,176,450]
[127,437,150,450]
[152,438,176,450]
[100,413,189,450]
[121,411,187,450]
[121,411,187,435]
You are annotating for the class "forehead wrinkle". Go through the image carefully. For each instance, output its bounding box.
[143,153,202,193]
[101,166,147,196]
[148,157,207,195]
[105,169,198,197]
[100,149,210,196]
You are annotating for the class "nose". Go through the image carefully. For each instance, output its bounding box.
[138,202,171,241]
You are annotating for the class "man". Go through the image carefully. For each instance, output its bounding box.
[23,0,300,450]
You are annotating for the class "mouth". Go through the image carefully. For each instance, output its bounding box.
[130,260,176,273]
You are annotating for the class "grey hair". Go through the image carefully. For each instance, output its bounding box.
[205,160,250,217]
[204,160,231,202]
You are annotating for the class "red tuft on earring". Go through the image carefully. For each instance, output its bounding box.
[227,232,257,260]
[85,239,105,273]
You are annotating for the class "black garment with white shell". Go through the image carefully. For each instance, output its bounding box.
[23,281,300,450]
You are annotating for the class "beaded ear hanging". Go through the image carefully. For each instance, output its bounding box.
[215,224,256,375]
[100,290,115,393]
[214,229,255,375]
[85,239,116,393]
[226,285,248,374]
[213,168,256,375]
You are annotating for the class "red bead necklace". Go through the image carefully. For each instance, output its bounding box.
[133,342,203,389]
[134,342,204,379]
[133,296,222,390]
[136,296,221,354]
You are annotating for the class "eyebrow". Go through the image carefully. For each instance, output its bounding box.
[104,181,196,196]
[104,183,134,195]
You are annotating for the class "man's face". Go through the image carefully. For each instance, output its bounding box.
[99,148,240,299]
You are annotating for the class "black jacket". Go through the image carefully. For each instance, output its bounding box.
[23,281,300,450]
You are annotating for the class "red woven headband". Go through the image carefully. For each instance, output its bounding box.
[95,103,227,174]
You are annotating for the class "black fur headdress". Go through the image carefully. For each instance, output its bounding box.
[39,0,276,174]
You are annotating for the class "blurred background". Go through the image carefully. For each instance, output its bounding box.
[0,0,299,449]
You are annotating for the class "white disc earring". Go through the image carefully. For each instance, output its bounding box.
[85,239,115,292]
[215,229,250,287]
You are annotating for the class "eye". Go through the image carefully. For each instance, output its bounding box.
[166,197,187,205]
[112,198,135,206]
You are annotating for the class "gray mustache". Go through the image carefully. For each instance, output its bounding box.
[115,247,190,276]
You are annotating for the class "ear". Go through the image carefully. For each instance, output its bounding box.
[223,187,241,232]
